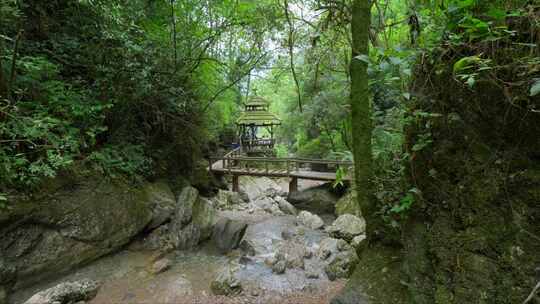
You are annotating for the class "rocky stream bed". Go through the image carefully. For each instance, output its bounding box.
[7,177,366,304]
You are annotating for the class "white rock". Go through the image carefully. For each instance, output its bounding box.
[150,258,172,275]
[297,211,324,230]
[326,214,366,241]
[239,176,283,201]
[252,197,275,212]
[24,279,100,304]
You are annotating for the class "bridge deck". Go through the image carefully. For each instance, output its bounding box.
[210,161,346,181]
[209,149,353,182]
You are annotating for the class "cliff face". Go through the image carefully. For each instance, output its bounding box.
[402,24,540,303]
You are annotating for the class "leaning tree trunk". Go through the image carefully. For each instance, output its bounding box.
[350,0,376,240]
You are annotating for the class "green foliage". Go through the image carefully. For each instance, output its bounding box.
[274,143,289,158]
[390,188,418,214]
[453,55,493,88]
[1,54,110,188]
[87,145,152,180]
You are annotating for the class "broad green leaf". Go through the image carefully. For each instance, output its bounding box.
[453,56,480,73]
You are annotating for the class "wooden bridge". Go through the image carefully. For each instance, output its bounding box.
[209,148,353,192]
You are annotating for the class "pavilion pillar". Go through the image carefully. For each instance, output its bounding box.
[232,175,240,192]
[289,177,298,193]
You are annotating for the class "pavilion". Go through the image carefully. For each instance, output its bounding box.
[236,96,281,155]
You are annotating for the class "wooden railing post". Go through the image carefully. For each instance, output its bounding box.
[286,160,290,175]
[289,177,298,193]
[232,175,239,192]
[265,161,269,174]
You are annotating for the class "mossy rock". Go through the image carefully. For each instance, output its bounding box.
[0,175,155,289]
[335,190,361,217]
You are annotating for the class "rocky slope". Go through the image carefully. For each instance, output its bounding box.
[0,172,216,303]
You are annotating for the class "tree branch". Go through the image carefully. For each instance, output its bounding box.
[523,282,540,304]
[283,0,303,112]
[201,53,267,113]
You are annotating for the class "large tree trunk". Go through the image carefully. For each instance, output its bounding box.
[350,0,375,239]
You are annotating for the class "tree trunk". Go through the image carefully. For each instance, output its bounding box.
[350,0,376,239]
[0,40,7,99]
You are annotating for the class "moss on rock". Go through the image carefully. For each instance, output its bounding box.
[0,173,158,290]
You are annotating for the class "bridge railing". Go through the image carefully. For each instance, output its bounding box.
[209,150,353,177]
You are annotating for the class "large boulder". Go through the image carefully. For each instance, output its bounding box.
[288,184,339,214]
[317,237,344,260]
[0,175,153,289]
[297,211,324,230]
[325,250,359,281]
[23,279,100,304]
[139,225,171,251]
[143,181,177,230]
[169,186,217,249]
[335,190,362,217]
[213,218,248,253]
[238,176,283,201]
[316,237,358,280]
[326,214,366,241]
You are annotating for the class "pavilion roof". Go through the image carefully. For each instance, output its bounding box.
[244,96,269,107]
[236,110,281,126]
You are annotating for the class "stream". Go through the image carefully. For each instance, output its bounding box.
[13,178,359,304]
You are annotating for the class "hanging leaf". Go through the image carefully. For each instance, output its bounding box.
[453,56,480,73]
[530,79,540,96]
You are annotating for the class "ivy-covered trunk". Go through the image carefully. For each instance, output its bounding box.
[350,0,376,239]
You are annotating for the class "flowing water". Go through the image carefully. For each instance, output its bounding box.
[13,217,345,304]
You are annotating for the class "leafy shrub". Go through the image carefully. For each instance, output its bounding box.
[87,144,152,180]
[1,55,110,189]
